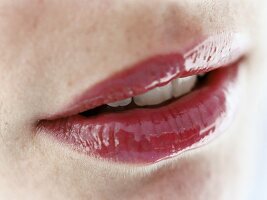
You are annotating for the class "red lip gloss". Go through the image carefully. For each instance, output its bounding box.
[37,33,248,164]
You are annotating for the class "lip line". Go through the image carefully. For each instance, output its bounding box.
[48,33,249,119]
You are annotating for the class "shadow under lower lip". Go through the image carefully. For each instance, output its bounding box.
[38,63,239,164]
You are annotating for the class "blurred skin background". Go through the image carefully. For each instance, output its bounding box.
[0,0,267,200]
[251,92,267,199]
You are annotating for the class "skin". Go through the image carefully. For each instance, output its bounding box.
[0,0,266,199]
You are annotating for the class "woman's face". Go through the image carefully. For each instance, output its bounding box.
[0,0,266,199]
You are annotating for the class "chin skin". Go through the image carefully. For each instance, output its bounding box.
[0,0,266,200]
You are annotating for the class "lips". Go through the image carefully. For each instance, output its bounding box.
[37,33,248,164]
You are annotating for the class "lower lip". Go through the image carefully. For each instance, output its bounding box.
[38,63,240,164]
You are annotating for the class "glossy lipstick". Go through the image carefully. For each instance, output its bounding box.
[38,33,248,164]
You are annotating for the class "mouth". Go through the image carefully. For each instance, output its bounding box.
[37,33,249,164]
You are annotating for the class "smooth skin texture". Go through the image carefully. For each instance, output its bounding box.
[0,0,266,199]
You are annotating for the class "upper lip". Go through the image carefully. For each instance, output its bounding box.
[47,33,249,119]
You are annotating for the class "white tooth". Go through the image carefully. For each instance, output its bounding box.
[134,82,173,106]
[107,98,132,107]
[172,75,197,98]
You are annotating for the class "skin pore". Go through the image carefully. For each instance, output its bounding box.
[0,0,266,199]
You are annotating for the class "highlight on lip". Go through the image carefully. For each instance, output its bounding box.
[37,33,248,164]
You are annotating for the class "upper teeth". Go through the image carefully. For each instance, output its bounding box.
[172,76,197,98]
[134,81,173,106]
[106,98,132,107]
[107,75,197,107]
